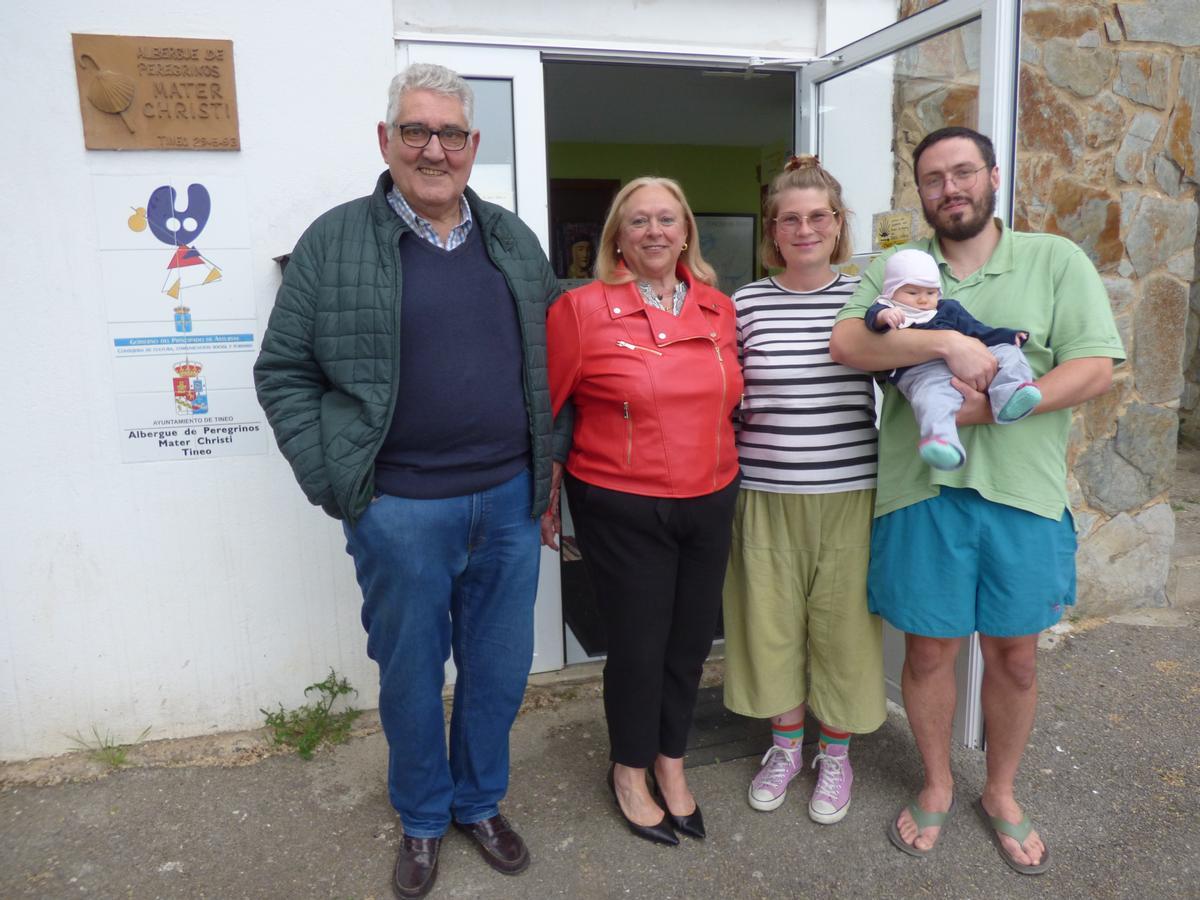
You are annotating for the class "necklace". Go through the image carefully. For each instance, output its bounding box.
[638,280,688,317]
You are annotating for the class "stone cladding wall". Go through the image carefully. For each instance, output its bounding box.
[1016,0,1196,611]
[885,0,1195,611]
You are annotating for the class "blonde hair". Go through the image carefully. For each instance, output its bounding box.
[761,155,853,268]
[595,176,718,287]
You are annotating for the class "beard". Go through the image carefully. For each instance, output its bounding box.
[922,187,996,241]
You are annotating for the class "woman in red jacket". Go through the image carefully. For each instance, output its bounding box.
[543,177,743,846]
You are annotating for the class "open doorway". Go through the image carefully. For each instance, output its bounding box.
[542,60,795,663]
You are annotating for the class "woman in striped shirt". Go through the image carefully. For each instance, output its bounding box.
[722,156,886,825]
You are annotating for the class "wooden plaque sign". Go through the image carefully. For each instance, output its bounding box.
[72,33,241,151]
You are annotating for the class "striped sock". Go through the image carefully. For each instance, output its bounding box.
[772,719,805,750]
[818,725,851,756]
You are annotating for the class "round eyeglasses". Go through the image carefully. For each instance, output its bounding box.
[773,210,839,233]
[918,164,989,200]
[391,123,471,151]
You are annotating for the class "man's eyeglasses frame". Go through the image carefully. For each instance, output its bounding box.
[391,123,471,152]
[917,164,990,200]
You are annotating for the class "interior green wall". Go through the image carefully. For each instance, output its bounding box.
[549,142,763,219]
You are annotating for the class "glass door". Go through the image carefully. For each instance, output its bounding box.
[397,41,563,674]
[797,0,1020,748]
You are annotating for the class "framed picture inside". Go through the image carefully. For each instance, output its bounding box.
[558,221,601,283]
[549,178,620,285]
[694,213,756,296]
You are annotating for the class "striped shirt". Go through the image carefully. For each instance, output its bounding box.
[733,274,878,493]
[387,187,474,250]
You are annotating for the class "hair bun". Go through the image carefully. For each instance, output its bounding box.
[785,154,821,172]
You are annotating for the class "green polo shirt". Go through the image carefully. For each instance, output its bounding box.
[836,220,1125,521]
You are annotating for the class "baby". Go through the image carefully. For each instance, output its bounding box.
[866,249,1042,471]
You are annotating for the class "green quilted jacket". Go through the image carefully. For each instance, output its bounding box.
[254,171,563,525]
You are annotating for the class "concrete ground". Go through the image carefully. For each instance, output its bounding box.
[3,605,1199,899]
[4,445,1199,898]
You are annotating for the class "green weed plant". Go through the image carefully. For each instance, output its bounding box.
[262,669,362,759]
[68,725,151,768]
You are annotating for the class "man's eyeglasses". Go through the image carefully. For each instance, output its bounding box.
[773,210,839,233]
[918,164,989,199]
[391,123,471,151]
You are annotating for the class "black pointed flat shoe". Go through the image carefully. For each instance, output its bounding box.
[607,764,679,846]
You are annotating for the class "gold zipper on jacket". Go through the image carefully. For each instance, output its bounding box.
[713,342,727,488]
[616,340,664,356]
[623,401,632,467]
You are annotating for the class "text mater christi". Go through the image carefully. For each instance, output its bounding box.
[72,33,241,151]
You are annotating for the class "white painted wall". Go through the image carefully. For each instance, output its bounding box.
[820,0,900,54]
[395,0,822,57]
[0,0,395,761]
[393,0,896,58]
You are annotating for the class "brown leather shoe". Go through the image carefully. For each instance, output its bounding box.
[453,814,530,874]
[393,835,441,899]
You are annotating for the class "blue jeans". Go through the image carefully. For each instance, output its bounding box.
[343,468,539,837]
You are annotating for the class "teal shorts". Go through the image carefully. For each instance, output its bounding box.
[868,487,1076,638]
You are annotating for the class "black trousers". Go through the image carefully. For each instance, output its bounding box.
[566,473,739,767]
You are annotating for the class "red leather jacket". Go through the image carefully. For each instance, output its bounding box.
[548,265,743,498]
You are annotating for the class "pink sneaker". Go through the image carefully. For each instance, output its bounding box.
[748,744,803,811]
[808,749,853,824]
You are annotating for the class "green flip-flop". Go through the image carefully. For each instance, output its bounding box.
[973,798,1052,875]
[887,797,956,858]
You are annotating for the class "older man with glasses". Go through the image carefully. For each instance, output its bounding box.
[830,126,1124,876]
[255,63,564,899]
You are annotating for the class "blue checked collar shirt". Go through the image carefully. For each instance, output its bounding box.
[387,186,474,250]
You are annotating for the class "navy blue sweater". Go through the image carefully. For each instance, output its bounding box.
[374,226,530,499]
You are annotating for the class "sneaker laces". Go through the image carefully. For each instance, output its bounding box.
[755,745,800,789]
[811,751,845,799]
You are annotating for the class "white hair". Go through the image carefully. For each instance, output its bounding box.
[385,63,474,130]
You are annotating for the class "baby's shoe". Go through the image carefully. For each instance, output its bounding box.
[919,437,965,471]
[997,382,1042,423]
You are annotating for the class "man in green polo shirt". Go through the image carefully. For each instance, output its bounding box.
[830,126,1123,875]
